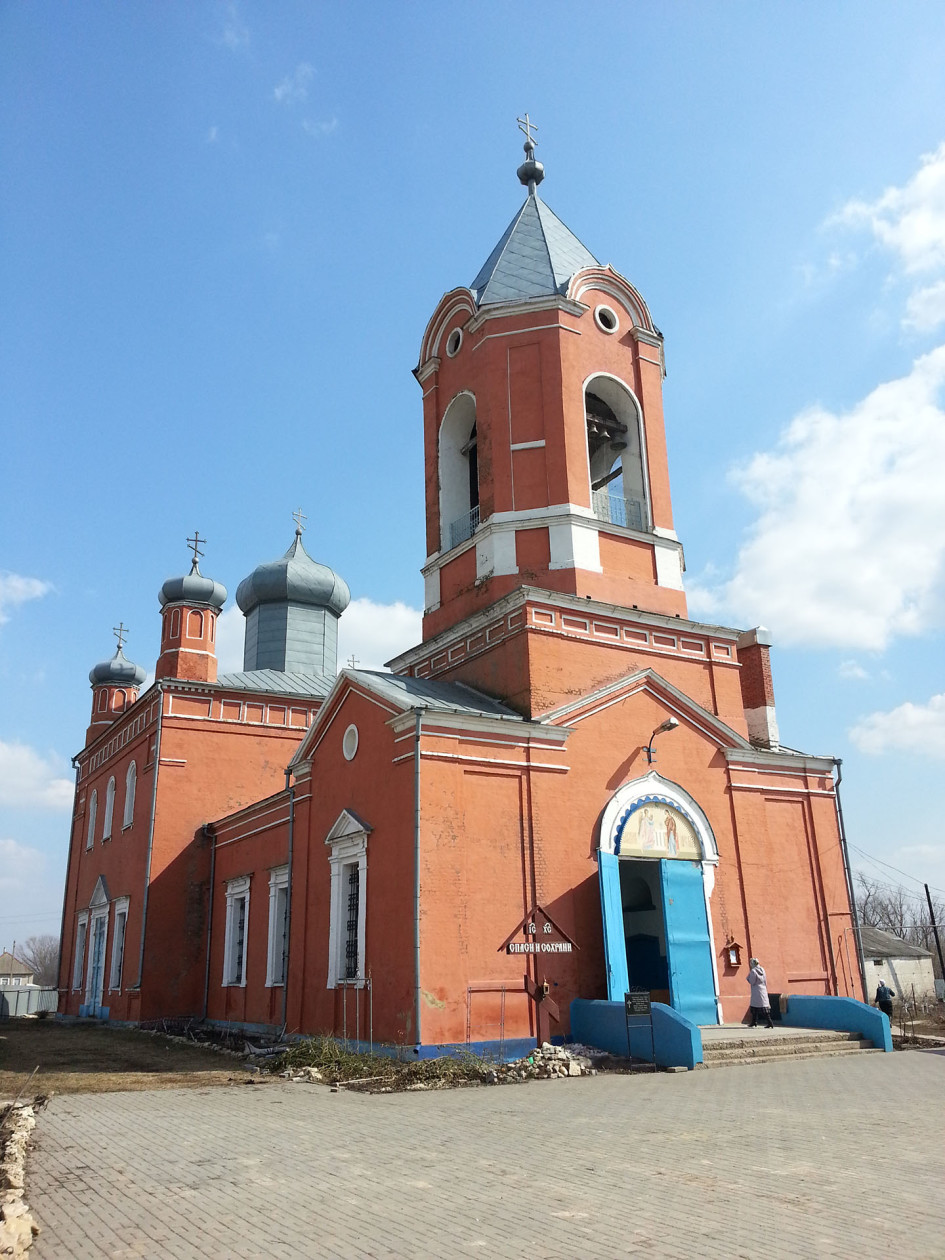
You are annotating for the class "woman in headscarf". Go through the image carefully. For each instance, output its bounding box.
[747,958,774,1028]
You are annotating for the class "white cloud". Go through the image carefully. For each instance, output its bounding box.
[302,116,338,138]
[838,660,869,681]
[0,838,47,897]
[699,345,945,649]
[220,3,249,51]
[833,142,945,331]
[0,572,52,624]
[273,63,314,105]
[338,598,422,672]
[215,605,245,674]
[0,741,73,811]
[849,692,945,760]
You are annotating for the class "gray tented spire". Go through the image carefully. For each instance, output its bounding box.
[471,120,599,306]
[234,523,351,682]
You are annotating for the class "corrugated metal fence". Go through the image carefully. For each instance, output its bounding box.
[0,986,58,1017]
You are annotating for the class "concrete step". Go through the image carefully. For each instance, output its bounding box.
[703,1037,874,1064]
[702,1031,864,1057]
[701,1046,883,1069]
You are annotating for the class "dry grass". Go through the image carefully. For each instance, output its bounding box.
[0,1019,258,1099]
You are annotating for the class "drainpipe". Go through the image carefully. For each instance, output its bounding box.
[413,706,425,1051]
[135,684,164,991]
[281,765,296,1036]
[201,824,215,1020]
[834,758,868,1001]
[58,756,83,997]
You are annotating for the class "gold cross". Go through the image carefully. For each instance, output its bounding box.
[517,113,538,146]
[113,622,128,651]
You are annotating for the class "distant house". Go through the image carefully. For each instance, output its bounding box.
[0,952,35,987]
[860,926,937,1003]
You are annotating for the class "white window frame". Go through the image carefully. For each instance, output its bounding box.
[325,811,370,988]
[123,761,136,828]
[265,866,289,988]
[86,908,109,1006]
[222,876,250,987]
[73,912,88,990]
[86,790,97,850]
[102,776,116,841]
[109,897,130,991]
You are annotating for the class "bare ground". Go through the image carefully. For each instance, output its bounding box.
[0,1019,257,1099]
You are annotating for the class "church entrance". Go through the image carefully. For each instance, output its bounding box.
[598,775,721,1026]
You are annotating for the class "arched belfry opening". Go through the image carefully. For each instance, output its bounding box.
[439,392,479,550]
[585,376,648,532]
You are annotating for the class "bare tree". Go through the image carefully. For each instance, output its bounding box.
[855,873,944,979]
[17,935,60,987]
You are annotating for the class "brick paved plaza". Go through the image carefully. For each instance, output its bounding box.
[26,1049,945,1259]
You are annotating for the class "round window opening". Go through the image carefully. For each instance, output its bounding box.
[594,304,619,334]
[342,724,359,761]
[446,328,463,357]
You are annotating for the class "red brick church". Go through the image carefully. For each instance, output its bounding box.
[58,129,866,1054]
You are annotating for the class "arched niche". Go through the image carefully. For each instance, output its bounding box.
[438,391,478,551]
[599,771,719,863]
[584,373,650,532]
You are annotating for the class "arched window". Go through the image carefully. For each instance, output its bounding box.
[584,377,649,531]
[438,392,479,550]
[97,690,107,713]
[86,790,98,850]
[188,610,204,639]
[123,761,136,828]
[169,608,180,639]
[111,689,126,712]
[102,777,116,841]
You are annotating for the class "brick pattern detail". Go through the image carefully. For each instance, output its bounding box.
[737,641,775,710]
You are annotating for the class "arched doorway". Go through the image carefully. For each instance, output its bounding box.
[598,772,720,1025]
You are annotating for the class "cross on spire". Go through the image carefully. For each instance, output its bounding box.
[517,113,538,148]
[347,654,359,668]
[292,507,307,537]
[113,622,128,652]
[186,530,205,569]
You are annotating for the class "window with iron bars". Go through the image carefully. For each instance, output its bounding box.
[344,864,360,980]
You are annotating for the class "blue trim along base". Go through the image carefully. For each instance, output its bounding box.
[781,995,893,1052]
[570,999,703,1070]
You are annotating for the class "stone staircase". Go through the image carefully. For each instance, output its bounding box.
[699,1025,881,1069]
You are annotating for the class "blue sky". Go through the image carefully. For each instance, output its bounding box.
[3,2,945,949]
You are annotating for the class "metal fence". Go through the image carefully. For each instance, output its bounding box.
[0,986,58,1018]
[449,504,480,549]
[592,489,645,531]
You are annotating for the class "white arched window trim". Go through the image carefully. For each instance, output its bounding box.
[123,761,137,828]
[102,776,116,841]
[582,372,652,533]
[438,391,478,551]
[86,790,98,850]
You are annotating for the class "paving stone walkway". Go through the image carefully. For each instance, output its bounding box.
[26,1049,945,1259]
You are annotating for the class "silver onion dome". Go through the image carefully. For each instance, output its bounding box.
[89,647,147,688]
[159,559,227,609]
[236,532,350,618]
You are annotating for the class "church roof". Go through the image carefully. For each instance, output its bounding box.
[347,669,525,720]
[471,192,599,306]
[215,668,333,697]
[89,646,147,688]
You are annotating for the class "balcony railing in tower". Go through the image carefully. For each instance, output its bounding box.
[449,504,480,550]
[592,488,645,531]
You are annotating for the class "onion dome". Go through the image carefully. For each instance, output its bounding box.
[159,558,227,609]
[89,646,147,687]
[236,530,350,618]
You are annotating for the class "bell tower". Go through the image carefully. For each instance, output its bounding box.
[414,121,686,644]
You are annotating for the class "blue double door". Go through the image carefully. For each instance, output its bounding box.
[599,851,718,1026]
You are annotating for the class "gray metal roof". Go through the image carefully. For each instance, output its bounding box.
[471,193,599,306]
[236,532,350,617]
[216,668,333,698]
[859,924,933,960]
[347,670,524,720]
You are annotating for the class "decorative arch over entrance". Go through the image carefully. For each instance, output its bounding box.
[597,772,721,1025]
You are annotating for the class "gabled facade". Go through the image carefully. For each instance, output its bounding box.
[60,132,864,1050]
